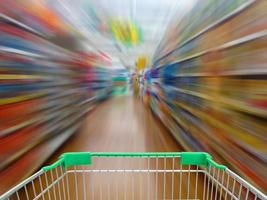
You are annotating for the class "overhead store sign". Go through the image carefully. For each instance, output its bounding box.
[109,19,142,47]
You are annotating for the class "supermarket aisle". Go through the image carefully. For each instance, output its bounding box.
[44,95,202,200]
[47,94,182,161]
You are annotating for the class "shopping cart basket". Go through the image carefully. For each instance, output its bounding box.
[0,152,266,200]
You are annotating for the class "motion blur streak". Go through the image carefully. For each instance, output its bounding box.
[0,0,266,197]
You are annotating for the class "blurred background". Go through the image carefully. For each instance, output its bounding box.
[0,0,266,196]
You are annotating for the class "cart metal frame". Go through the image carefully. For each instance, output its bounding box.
[1,152,266,200]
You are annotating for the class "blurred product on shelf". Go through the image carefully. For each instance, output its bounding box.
[112,69,130,95]
[112,69,129,87]
[145,0,267,193]
[0,0,69,35]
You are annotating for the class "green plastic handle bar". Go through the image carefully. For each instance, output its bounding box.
[207,157,227,169]
[43,159,64,171]
[42,152,226,171]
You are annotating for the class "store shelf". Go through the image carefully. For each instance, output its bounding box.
[0,13,44,37]
[153,0,256,64]
[0,5,115,194]
[156,29,267,69]
[146,0,267,192]
[173,68,267,77]
[0,122,81,194]
[165,85,267,117]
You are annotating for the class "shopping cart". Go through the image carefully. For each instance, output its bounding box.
[0,152,266,200]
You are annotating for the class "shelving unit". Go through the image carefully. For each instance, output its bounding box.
[0,9,113,193]
[147,0,267,193]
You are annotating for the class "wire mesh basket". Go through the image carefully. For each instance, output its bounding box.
[0,152,266,200]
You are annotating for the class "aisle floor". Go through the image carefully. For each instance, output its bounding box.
[48,95,182,159]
